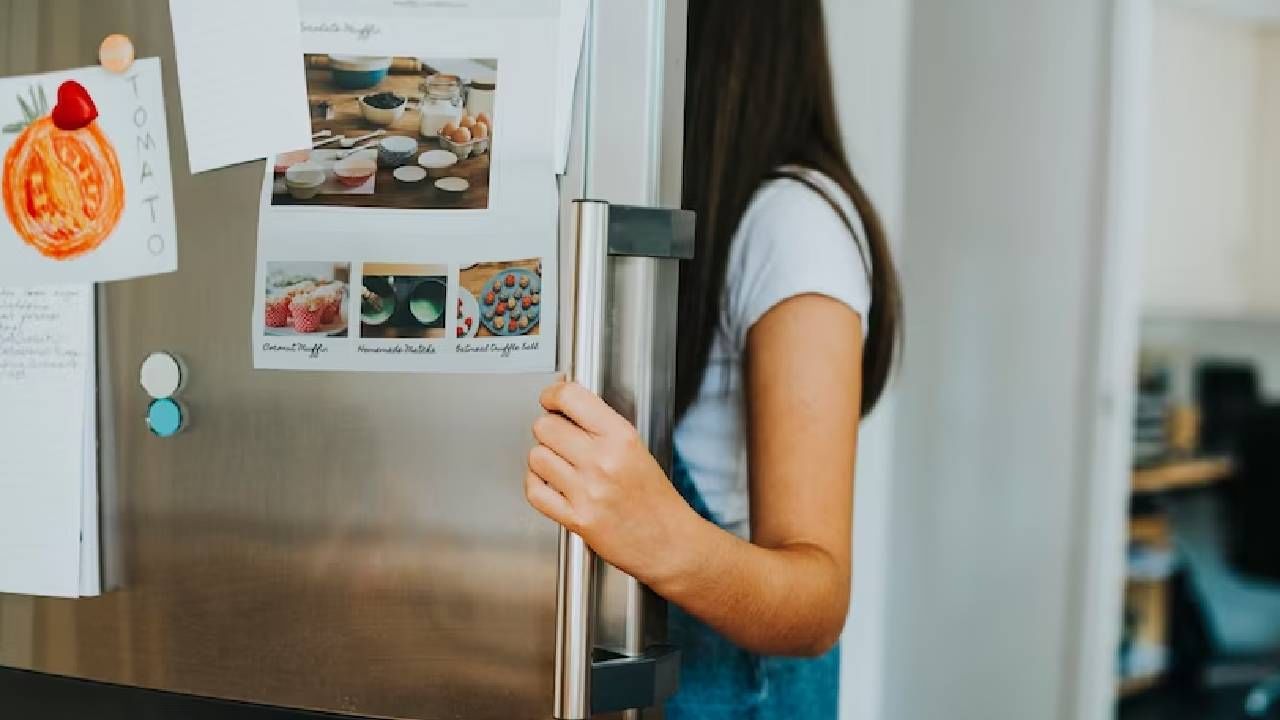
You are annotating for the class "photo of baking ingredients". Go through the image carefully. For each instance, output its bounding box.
[264,262,351,337]
[359,263,449,339]
[458,258,543,338]
[271,55,496,211]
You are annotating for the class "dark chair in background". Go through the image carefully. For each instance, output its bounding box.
[1197,362,1261,456]
[1228,407,1280,583]
[1232,406,1280,717]
[1172,404,1280,718]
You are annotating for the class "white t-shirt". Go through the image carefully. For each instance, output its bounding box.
[671,168,872,539]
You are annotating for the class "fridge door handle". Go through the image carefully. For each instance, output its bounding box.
[555,199,611,720]
[556,200,694,719]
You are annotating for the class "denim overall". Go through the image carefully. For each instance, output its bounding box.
[665,454,840,720]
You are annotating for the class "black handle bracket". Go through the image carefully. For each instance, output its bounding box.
[590,645,681,715]
[604,205,695,260]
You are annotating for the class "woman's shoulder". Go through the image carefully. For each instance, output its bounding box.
[731,167,870,276]
[720,166,873,347]
[736,167,869,265]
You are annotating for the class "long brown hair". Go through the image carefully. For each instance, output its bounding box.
[676,0,902,420]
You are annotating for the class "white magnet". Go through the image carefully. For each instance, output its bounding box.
[139,351,185,399]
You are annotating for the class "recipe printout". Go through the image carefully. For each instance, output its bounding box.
[251,0,559,374]
[0,60,177,285]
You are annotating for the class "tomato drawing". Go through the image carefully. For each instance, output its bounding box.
[2,81,124,260]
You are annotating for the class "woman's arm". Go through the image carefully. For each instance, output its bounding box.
[525,293,863,657]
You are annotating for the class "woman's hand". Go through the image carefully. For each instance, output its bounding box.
[526,380,700,587]
[525,296,861,657]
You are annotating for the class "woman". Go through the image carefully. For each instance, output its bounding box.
[525,0,901,716]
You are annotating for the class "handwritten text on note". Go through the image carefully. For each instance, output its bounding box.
[0,286,91,382]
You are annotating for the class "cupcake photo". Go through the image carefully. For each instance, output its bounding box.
[290,293,325,333]
[310,282,348,324]
[263,262,351,338]
[265,294,291,328]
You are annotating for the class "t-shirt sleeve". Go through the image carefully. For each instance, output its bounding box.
[724,179,873,351]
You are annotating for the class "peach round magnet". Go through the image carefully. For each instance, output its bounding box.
[98,34,135,73]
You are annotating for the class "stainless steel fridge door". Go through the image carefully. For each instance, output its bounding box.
[0,0,687,718]
[1,2,566,718]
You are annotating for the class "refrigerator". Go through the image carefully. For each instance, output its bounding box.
[0,1,691,718]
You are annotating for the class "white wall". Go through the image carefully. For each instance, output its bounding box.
[822,2,911,719]
[1145,4,1263,318]
[882,1,1113,719]
[1144,4,1280,319]
[1252,28,1280,312]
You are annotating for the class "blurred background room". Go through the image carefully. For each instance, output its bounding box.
[829,0,1280,719]
[1118,1,1280,718]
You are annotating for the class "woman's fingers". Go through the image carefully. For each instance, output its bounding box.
[532,412,594,465]
[528,443,581,497]
[524,470,576,527]
[539,381,625,436]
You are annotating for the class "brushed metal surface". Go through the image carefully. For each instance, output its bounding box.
[595,255,680,664]
[555,201,609,720]
[0,1,582,717]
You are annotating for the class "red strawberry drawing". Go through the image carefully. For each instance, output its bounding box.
[51,81,99,131]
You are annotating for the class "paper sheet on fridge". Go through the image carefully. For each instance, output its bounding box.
[252,0,560,374]
[0,60,177,284]
[556,0,590,173]
[0,285,97,598]
[168,0,312,174]
[78,292,100,597]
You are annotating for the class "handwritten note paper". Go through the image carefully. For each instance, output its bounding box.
[0,285,97,598]
[169,0,312,173]
[0,287,89,380]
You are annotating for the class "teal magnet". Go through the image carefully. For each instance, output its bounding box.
[147,398,185,438]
